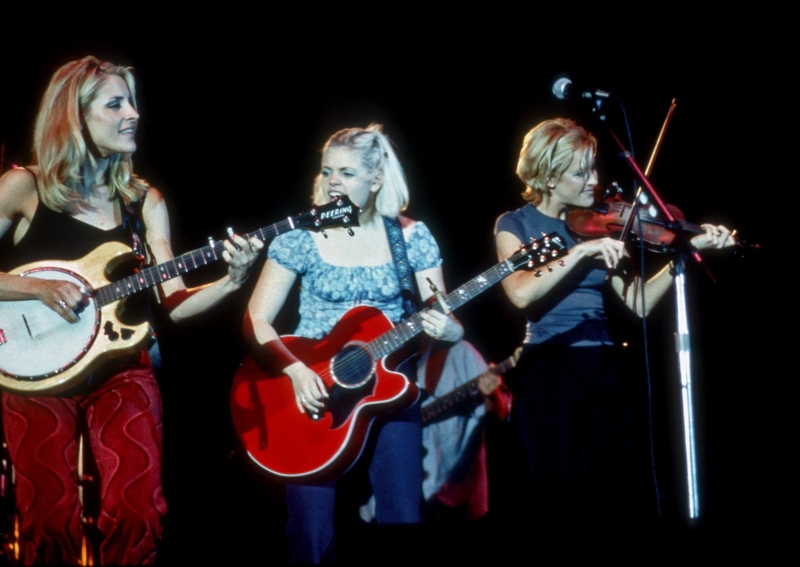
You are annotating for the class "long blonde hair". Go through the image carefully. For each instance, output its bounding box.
[516,118,597,206]
[313,124,409,218]
[33,56,148,211]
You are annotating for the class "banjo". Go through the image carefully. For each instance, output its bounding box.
[0,197,359,395]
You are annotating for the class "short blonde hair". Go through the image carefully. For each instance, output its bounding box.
[516,118,597,206]
[33,56,148,211]
[313,124,408,218]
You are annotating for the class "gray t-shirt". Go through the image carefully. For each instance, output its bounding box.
[495,204,613,346]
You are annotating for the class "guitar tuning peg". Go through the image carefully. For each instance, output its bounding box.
[321,230,328,239]
[347,227,354,236]
[207,236,214,246]
[534,269,543,277]
[546,265,553,272]
[558,260,566,267]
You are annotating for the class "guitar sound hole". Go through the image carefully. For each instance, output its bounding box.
[330,343,374,389]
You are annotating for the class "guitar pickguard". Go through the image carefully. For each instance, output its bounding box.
[326,373,377,428]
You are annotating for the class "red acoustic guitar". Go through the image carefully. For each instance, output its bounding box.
[230,233,567,484]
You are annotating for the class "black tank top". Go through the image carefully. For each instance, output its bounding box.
[0,201,130,272]
[0,175,157,389]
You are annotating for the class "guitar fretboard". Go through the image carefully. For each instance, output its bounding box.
[93,219,295,307]
[421,353,517,424]
[365,259,514,361]
[363,232,565,362]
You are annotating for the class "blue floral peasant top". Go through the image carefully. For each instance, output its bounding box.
[268,221,442,339]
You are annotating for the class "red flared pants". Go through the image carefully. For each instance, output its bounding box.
[2,359,166,565]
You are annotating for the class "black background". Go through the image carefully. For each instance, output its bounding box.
[0,15,784,564]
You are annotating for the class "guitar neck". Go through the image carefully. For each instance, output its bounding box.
[365,232,566,361]
[366,258,515,360]
[92,218,296,308]
[421,352,518,424]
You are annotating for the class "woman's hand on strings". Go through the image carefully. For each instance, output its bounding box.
[285,362,328,414]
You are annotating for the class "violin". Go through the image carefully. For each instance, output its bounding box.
[564,98,758,254]
[565,192,757,252]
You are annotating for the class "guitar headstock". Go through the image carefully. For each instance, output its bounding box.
[507,232,568,275]
[296,196,361,233]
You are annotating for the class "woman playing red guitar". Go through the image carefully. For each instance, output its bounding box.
[247,124,462,563]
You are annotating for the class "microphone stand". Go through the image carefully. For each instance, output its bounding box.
[606,129,710,521]
[673,255,700,518]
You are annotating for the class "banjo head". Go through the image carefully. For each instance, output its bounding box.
[0,268,99,380]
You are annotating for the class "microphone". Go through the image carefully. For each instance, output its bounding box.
[551,78,611,101]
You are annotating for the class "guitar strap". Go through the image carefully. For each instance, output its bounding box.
[119,191,163,371]
[119,192,149,267]
[383,216,418,319]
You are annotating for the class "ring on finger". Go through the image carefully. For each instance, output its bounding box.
[299,395,306,403]
[714,230,722,237]
[58,300,67,309]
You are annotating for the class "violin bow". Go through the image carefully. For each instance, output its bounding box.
[617,98,678,244]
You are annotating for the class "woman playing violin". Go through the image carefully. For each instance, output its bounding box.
[494,118,732,528]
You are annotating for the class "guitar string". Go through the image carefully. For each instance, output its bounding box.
[422,359,513,419]
[286,237,559,389]
[306,266,517,386]
[3,211,354,391]
[93,217,324,305]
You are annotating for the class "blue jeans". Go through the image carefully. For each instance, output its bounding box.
[286,400,423,564]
